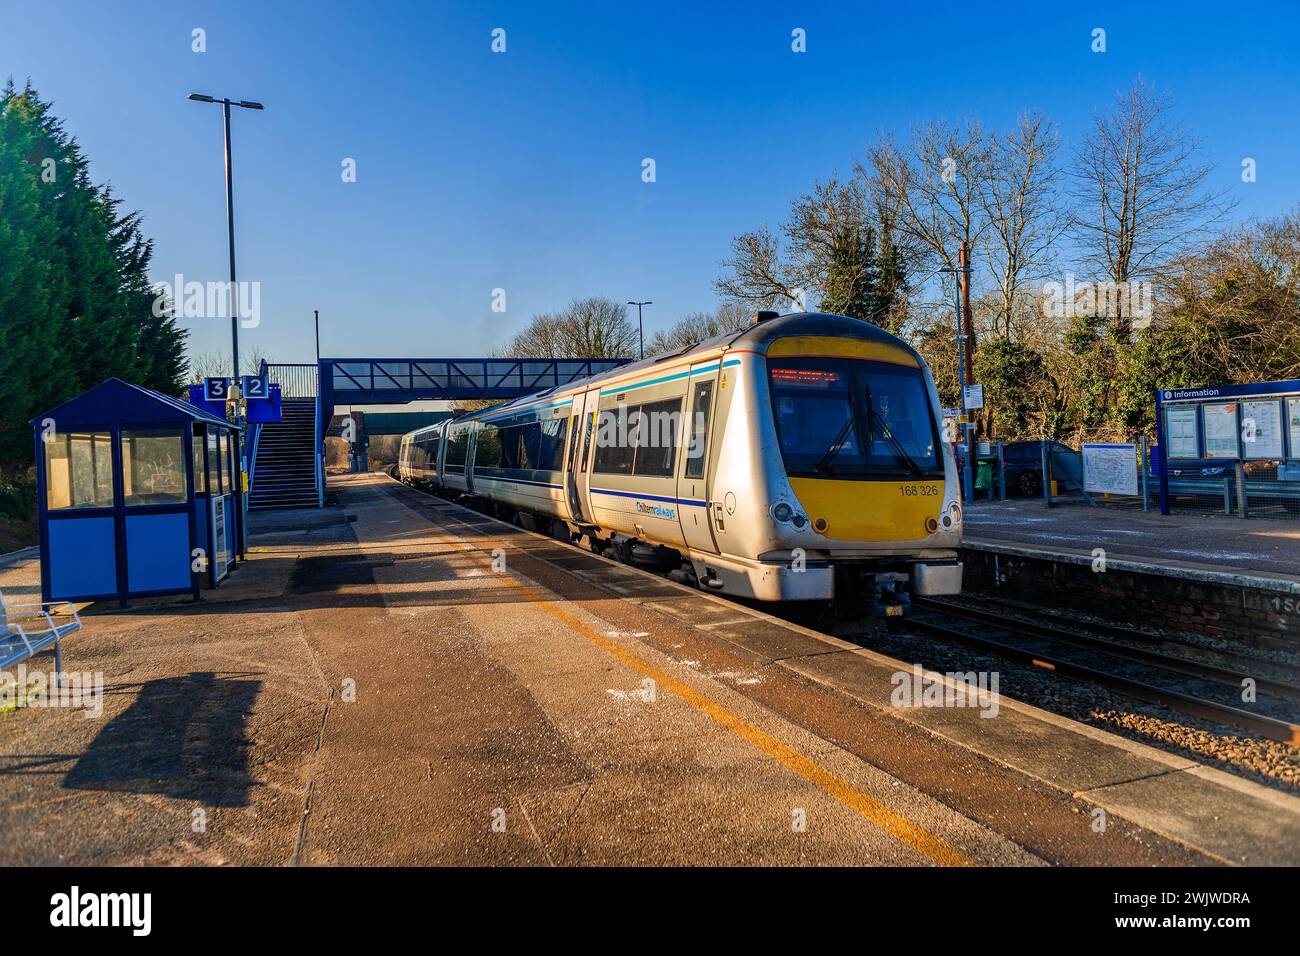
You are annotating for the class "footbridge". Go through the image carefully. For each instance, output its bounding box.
[249,358,628,510]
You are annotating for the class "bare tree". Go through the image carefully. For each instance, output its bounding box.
[1072,77,1231,334]
[713,224,802,309]
[862,120,989,276]
[496,297,637,359]
[714,175,908,324]
[861,120,990,365]
[646,302,753,355]
[978,110,1069,340]
[185,349,269,383]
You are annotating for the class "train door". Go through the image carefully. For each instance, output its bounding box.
[565,391,593,523]
[574,391,601,524]
[677,362,721,554]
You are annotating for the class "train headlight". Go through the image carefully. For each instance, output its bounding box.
[772,502,794,523]
[925,517,939,533]
[791,513,807,529]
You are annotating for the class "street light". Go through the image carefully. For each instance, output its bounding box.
[627,300,652,359]
[188,92,264,412]
[189,92,263,559]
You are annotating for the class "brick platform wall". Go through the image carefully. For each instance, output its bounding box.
[961,545,1299,652]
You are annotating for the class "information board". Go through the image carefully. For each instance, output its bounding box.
[1164,404,1199,459]
[1290,398,1300,459]
[1083,443,1139,496]
[1202,402,1239,459]
[1242,399,1283,459]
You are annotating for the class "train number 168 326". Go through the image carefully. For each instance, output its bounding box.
[898,484,940,497]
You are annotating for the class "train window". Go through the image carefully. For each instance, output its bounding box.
[475,425,503,468]
[631,398,681,478]
[537,417,568,472]
[593,406,634,475]
[582,411,597,470]
[446,428,470,468]
[684,381,714,479]
[768,357,941,479]
[520,421,542,469]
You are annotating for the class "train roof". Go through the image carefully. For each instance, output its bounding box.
[413,312,920,433]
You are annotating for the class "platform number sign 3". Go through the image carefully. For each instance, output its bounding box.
[242,374,268,400]
[204,376,230,402]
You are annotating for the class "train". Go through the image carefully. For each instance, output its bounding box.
[397,310,962,615]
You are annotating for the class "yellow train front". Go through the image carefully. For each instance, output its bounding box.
[398,311,962,616]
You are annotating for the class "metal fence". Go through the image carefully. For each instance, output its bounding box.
[963,437,1300,520]
[267,364,319,399]
[1162,459,1300,519]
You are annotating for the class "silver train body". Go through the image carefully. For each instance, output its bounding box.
[398,312,962,609]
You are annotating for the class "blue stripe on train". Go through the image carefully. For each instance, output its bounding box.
[589,487,707,508]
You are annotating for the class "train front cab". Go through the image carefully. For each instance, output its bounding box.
[695,323,963,612]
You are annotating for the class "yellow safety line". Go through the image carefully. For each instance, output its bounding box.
[388,487,977,867]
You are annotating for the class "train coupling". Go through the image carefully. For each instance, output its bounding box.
[869,571,912,620]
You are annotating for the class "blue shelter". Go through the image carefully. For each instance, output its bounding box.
[31,379,245,607]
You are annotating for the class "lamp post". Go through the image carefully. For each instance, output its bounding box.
[627,300,652,359]
[188,92,263,558]
[187,92,263,418]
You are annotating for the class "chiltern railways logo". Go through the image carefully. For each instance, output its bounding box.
[49,886,152,936]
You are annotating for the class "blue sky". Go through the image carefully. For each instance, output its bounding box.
[3,0,1298,364]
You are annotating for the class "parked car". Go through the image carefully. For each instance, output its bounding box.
[1167,463,1229,479]
[999,440,1078,497]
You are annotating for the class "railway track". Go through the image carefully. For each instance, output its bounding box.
[907,597,1300,745]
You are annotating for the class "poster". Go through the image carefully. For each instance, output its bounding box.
[1202,402,1239,459]
[1083,443,1139,496]
[1289,398,1300,459]
[1164,404,1199,459]
[1242,399,1283,459]
[211,494,230,582]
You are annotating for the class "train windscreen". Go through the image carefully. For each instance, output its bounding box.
[768,357,942,479]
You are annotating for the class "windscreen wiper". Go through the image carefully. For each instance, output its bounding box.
[871,411,925,476]
[814,414,856,473]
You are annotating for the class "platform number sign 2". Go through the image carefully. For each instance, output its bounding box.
[204,376,230,402]
[242,374,268,400]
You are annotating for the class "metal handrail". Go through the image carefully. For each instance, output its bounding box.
[268,363,319,399]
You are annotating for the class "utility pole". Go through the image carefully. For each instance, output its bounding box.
[943,248,975,502]
[627,301,652,359]
[959,241,975,501]
[314,310,320,365]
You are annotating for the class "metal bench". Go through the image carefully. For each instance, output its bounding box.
[1,590,81,688]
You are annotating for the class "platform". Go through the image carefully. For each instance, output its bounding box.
[965,499,1300,581]
[1,473,1298,865]
[963,500,1300,646]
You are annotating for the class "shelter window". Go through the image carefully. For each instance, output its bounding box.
[44,431,114,511]
[121,429,187,506]
[192,426,207,494]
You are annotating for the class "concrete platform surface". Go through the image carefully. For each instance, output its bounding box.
[965,499,1300,581]
[0,473,1296,866]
